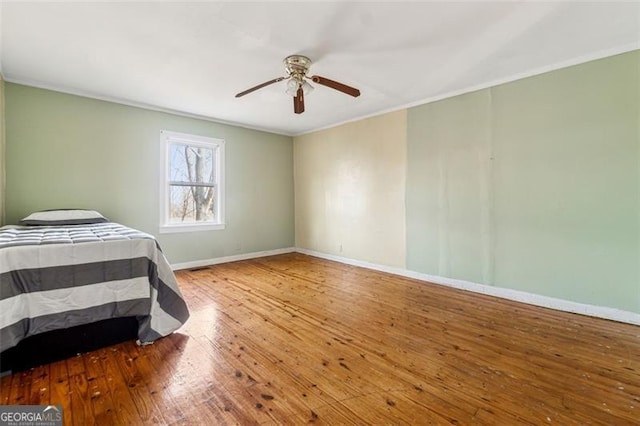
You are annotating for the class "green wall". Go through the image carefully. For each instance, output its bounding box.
[5,84,294,264]
[4,51,639,314]
[407,51,640,313]
[0,75,5,226]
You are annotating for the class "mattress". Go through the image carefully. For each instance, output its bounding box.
[0,222,190,350]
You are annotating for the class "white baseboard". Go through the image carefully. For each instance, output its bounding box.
[295,248,640,326]
[171,247,296,271]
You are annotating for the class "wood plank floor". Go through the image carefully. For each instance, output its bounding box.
[1,253,639,425]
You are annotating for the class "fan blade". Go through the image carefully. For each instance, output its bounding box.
[311,75,360,97]
[235,77,285,98]
[294,87,305,114]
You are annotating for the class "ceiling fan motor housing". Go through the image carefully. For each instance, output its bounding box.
[284,55,312,81]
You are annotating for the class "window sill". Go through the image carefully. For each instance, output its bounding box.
[159,222,225,234]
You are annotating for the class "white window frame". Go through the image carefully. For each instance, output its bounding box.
[159,130,225,233]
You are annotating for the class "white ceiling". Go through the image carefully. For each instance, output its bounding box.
[1,1,639,136]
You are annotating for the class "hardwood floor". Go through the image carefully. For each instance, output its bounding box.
[1,253,639,425]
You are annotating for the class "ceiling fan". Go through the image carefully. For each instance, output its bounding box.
[235,55,361,114]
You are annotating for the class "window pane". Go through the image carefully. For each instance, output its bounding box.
[160,131,225,232]
[169,185,215,223]
[169,144,215,184]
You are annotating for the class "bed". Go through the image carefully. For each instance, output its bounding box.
[0,210,189,372]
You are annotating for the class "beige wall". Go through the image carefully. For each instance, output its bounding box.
[294,110,407,268]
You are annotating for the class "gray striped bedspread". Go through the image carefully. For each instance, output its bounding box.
[0,223,190,350]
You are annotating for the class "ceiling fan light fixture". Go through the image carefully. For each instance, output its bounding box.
[285,79,299,96]
[285,79,314,96]
[301,80,314,95]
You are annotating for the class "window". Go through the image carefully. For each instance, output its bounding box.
[160,130,225,233]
